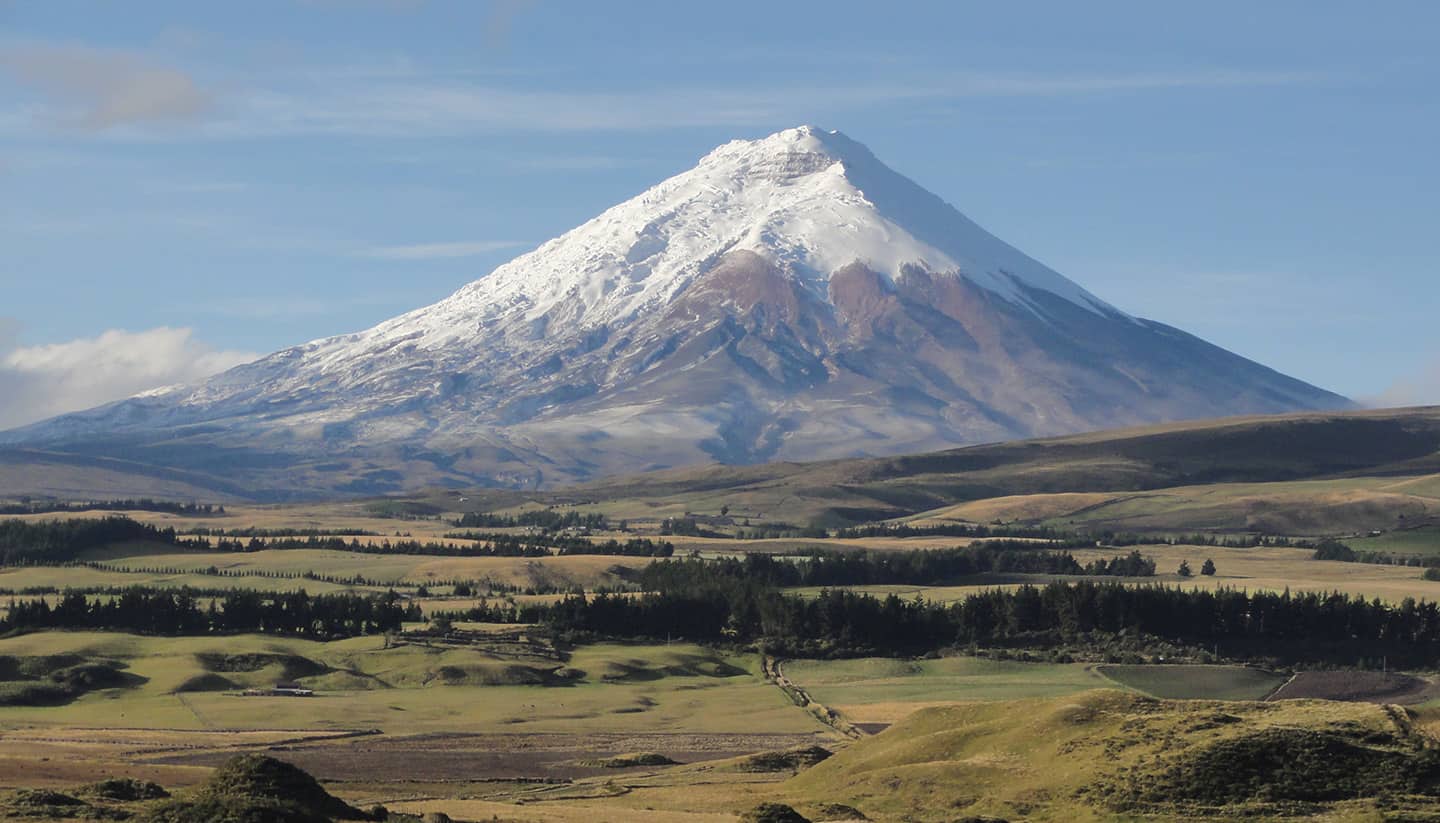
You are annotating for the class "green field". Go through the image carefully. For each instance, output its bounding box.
[0,564,378,595]
[1096,664,1288,700]
[82,544,649,590]
[780,656,1111,724]
[1349,525,1440,556]
[0,631,822,737]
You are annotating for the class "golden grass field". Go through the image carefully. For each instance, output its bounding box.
[910,473,1440,536]
[780,689,1435,822]
[81,542,652,589]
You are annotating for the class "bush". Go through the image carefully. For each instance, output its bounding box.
[84,778,170,801]
[739,803,809,823]
[1313,539,1357,562]
[814,803,868,820]
[736,746,832,773]
[579,752,678,768]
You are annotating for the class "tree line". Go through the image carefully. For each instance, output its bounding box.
[636,545,1156,590]
[0,517,205,565]
[833,522,1076,540]
[533,576,1440,664]
[451,510,609,532]
[207,535,552,558]
[0,587,420,638]
[442,531,673,556]
[0,499,224,517]
[187,526,381,537]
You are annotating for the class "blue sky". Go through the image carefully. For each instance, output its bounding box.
[1,1,1437,427]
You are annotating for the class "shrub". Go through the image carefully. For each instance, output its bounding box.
[84,778,170,801]
[739,803,809,823]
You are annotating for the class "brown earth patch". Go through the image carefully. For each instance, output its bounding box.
[1268,671,1440,704]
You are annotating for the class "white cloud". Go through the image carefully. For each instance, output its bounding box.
[0,42,211,131]
[0,324,257,430]
[361,240,523,260]
[1368,361,1440,409]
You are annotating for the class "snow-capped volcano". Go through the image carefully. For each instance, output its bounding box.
[2,126,1350,496]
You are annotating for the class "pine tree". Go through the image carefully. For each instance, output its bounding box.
[1200,558,1216,576]
[1177,559,1193,577]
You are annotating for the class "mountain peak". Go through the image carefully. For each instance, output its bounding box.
[695,125,875,181]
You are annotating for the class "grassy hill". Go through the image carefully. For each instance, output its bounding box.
[782,689,1440,821]
[432,406,1440,531]
[0,631,819,737]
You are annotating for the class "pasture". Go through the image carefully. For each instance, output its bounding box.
[1095,664,1287,700]
[779,656,1111,725]
[0,632,821,737]
[909,474,1440,536]
[781,689,1437,821]
[82,544,651,590]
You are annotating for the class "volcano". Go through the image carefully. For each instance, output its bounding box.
[1,126,1349,496]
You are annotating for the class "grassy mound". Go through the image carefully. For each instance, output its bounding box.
[172,673,239,693]
[1107,725,1440,808]
[142,754,368,823]
[195,653,328,679]
[736,746,832,773]
[51,661,140,690]
[0,653,87,679]
[3,788,128,820]
[82,779,169,802]
[785,689,1440,821]
[0,656,143,706]
[0,680,75,706]
[596,654,747,682]
[740,803,810,823]
[577,752,679,768]
[432,662,550,686]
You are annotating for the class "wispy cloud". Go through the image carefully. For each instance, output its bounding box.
[200,68,1316,138]
[0,42,212,131]
[361,240,524,260]
[0,321,257,430]
[0,44,1319,140]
